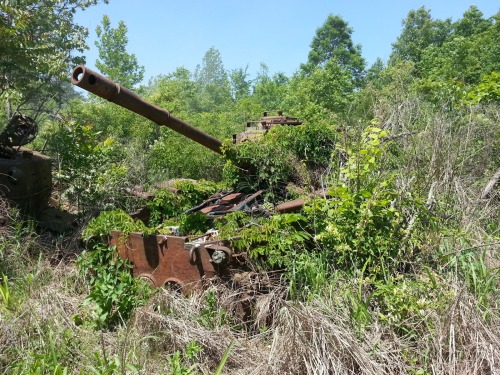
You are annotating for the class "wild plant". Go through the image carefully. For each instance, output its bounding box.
[77,243,153,330]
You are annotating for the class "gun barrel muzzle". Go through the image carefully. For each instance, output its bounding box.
[71,65,223,154]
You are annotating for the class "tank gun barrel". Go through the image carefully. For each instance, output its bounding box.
[71,65,223,154]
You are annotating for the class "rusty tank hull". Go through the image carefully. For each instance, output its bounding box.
[70,66,237,291]
[0,147,52,215]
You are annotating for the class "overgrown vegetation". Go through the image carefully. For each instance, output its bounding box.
[1,2,499,374]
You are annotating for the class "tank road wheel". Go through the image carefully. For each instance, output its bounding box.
[164,278,184,293]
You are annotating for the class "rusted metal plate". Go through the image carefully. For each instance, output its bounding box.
[200,204,223,214]
[110,230,232,292]
[219,192,244,203]
[184,190,264,217]
[0,148,52,215]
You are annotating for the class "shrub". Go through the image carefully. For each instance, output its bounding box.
[76,243,153,330]
[82,209,152,241]
[43,119,127,213]
[222,122,338,199]
[307,126,430,278]
[146,179,220,227]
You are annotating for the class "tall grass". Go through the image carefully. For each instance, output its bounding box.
[1,91,499,373]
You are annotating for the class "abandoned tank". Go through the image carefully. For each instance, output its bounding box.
[71,65,305,292]
[0,114,52,217]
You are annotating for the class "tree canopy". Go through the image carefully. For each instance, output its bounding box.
[301,14,365,86]
[95,14,144,87]
[390,6,452,67]
[0,0,108,118]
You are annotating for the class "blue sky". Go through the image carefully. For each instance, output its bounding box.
[75,1,500,84]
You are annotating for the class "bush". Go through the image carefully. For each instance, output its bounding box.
[76,243,153,330]
[222,122,338,199]
[307,126,430,278]
[146,179,220,227]
[43,119,127,213]
[82,209,152,241]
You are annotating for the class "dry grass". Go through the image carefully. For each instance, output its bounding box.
[426,290,500,375]
[120,280,498,374]
[1,245,499,375]
[0,260,93,371]
[1,204,498,374]
[132,290,257,373]
[250,300,403,375]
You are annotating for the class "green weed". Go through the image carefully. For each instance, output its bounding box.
[6,330,70,374]
[82,209,153,241]
[196,289,228,329]
[0,274,13,312]
[76,243,153,330]
[165,341,201,375]
[146,179,220,227]
[87,351,140,375]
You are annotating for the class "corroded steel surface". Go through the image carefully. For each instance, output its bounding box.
[110,230,232,292]
[275,198,306,213]
[187,190,264,217]
[0,114,38,147]
[0,113,52,216]
[0,148,52,215]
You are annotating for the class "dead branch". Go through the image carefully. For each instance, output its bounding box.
[382,130,420,142]
[480,167,500,199]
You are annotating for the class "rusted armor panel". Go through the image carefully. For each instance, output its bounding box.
[0,148,52,215]
[110,231,232,292]
[275,198,306,213]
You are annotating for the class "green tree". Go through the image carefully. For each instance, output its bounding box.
[195,47,228,87]
[229,66,251,100]
[286,59,354,121]
[404,8,500,105]
[147,67,197,114]
[95,15,144,87]
[453,6,492,37]
[416,7,498,85]
[474,12,500,76]
[252,63,289,111]
[301,14,365,86]
[419,36,480,84]
[366,58,385,86]
[193,47,231,112]
[390,7,452,68]
[0,0,107,119]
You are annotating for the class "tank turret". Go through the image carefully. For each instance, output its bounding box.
[233,110,302,144]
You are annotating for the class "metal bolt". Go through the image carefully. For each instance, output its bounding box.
[211,249,227,264]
